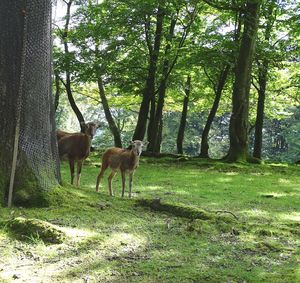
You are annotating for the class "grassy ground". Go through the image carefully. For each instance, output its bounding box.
[0,154,299,282]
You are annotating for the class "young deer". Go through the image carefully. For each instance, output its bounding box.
[96,140,148,198]
[58,122,98,186]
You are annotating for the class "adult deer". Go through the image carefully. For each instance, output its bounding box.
[58,122,98,186]
[96,140,148,198]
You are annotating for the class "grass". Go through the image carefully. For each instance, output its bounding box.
[0,153,299,282]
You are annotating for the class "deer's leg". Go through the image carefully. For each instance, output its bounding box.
[69,159,75,185]
[121,170,126,197]
[108,170,116,196]
[96,163,108,192]
[128,171,134,198]
[76,159,83,187]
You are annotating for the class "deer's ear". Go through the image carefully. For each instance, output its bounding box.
[130,140,134,145]
[143,141,149,146]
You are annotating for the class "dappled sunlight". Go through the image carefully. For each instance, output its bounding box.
[225,172,239,176]
[241,209,271,218]
[143,185,165,191]
[278,178,291,184]
[279,212,300,222]
[60,226,97,241]
[216,177,233,183]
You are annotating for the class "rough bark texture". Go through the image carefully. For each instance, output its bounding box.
[177,76,191,154]
[97,76,122,148]
[132,5,164,141]
[0,0,60,206]
[226,0,261,162]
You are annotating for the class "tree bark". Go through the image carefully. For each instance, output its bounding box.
[0,0,60,206]
[177,75,191,154]
[97,76,122,148]
[253,0,275,159]
[132,5,164,141]
[226,0,261,162]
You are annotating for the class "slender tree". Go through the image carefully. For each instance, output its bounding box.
[177,75,191,154]
[97,74,122,147]
[253,0,276,159]
[59,0,85,132]
[132,4,165,141]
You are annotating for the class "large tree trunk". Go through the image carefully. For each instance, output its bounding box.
[226,0,261,162]
[61,0,85,132]
[253,0,275,159]
[177,76,191,154]
[0,0,60,206]
[199,65,230,158]
[132,5,164,141]
[97,76,122,148]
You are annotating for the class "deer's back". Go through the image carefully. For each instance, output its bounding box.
[102,147,138,170]
[58,133,91,160]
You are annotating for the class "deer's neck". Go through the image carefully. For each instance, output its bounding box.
[130,149,139,167]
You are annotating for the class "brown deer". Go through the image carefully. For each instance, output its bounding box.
[56,130,71,141]
[96,140,148,198]
[58,122,98,186]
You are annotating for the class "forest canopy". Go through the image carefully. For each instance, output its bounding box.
[53,0,300,162]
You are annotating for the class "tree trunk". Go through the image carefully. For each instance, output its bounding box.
[61,0,85,132]
[199,65,230,158]
[199,10,241,158]
[132,5,164,141]
[177,76,191,154]
[147,95,156,145]
[0,0,60,206]
[147,17,177,153]
[97,76,122,148]
[253,0,275,159]
[253,60,267,159]
[226,0,261,162]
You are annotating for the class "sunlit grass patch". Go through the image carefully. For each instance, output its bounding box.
[0,156,300,282]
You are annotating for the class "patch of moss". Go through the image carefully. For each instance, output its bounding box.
[257,240,283,252]
[6,217,66,244]
[136,198,213,220]
[12,165,47,207]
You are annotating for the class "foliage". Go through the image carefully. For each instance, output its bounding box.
[52,0,300,161]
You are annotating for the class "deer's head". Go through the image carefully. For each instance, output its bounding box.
[131,140,149,156]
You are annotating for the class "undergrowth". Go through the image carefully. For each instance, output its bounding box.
[0,154,299,282]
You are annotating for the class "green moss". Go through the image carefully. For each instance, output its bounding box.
[136,198,213,220]
[6,217,66,244]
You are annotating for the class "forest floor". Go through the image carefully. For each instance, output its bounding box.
[0,154,300,282]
